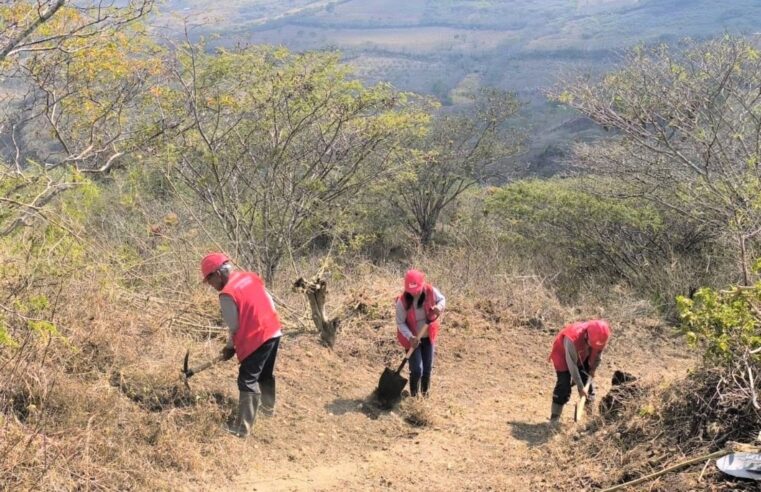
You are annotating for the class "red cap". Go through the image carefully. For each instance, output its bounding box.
[201,252,229,278]
[587,320,611,349]
[404,269,425,296]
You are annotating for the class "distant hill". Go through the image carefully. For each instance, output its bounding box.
[161,0,761,176]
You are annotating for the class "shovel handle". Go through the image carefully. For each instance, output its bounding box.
[396,324,430,373]
[574,379,593,422]
[579,379,592,403]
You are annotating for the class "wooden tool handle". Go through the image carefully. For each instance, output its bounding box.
[188,353,225,377]
[396,324,430,373]
[574,379,593,422]
[405,323,430,357]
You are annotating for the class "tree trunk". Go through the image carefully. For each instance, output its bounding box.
[261,250,281,285]
[420,223,434,249]
[293,276,339,347]
[739,234,750,286]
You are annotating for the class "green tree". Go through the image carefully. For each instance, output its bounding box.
[0,6,160,235]
[0,0,152,62]
[390,87,523,247]
[158,45,428,282]
[552,37,761,284]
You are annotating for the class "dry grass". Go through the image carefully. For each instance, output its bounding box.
[0,241,249,490]
[0,234,697,490]
[537,365,761,491]
[1,239,568,489]
[399,397,438,428]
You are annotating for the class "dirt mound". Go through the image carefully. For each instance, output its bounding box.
[599,370,639,420]
[540,366,761,491]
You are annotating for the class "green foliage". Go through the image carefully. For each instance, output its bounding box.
[488,178,662,237]
[555,37,761,281]
[27,320,59,337]
[389,87,522,246]
[0,321,18,348]
[159,44,429,281]
[677,277,761,364]
[486,178,662,286]
[483,176,731,308]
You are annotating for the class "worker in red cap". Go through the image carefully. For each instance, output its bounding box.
[201,253,283,438]
[548,319,611,423]
[395,269,446,397]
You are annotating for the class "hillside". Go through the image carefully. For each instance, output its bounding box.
[160,0,761,175]
[3,4,761,491]
[221,270,694,491]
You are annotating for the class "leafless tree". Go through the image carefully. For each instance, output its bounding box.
[390,88,523,247]
[552,37,761,284]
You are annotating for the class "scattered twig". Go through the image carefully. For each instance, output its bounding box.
[697,457,711,482]
[746,360,760,410]
[600,448,731,492]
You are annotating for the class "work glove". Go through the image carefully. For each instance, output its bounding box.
[221,346,236,361]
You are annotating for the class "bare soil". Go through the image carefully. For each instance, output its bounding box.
[198,295,694,491]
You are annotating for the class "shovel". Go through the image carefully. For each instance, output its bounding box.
[574,378,593,422]
[181,350,225,390]
[375,324,429,406]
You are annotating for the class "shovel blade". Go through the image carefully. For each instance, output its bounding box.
[375,367,407,407]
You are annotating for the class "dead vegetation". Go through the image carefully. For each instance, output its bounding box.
[1,241,590,489]
[0,227,709,491]
[540,364,761,491]
[400,398,438,428]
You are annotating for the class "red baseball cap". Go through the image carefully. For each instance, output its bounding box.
[200,252,229,279]
[404,269,425,296]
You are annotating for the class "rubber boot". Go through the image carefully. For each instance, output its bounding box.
[234,391,260,438]
[260,378,276,417]
[409,376,421,397]
[549,402,563,425]
[421,375,431,397]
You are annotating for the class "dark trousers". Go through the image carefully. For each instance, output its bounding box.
[552,360,595,406]
[408,337,435,380]
[238,336,280,393]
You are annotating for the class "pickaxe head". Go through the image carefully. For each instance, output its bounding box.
[181,349,224,392]
[182,350,193,390]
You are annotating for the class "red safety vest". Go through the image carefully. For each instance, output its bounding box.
[396,284,441,350]
[549,321,601,372]
[221,271,282,362]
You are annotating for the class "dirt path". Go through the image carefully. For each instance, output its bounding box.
[221,319,693,491]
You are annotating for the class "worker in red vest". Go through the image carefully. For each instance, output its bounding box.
[548,319,611,422]
[201,253,283,438]
[396,269,446,397]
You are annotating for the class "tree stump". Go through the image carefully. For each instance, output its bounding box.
[293,276,339,347]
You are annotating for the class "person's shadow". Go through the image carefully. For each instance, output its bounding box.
[507,420,553,446]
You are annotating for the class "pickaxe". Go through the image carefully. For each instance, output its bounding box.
[181,350,224,390]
